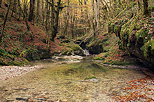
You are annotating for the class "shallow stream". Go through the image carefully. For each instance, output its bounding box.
[0,56,149,102]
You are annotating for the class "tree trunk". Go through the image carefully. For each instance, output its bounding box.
[0,0,2,8]
[51,0,61,41]
[0,0,11,42]
[36,0,40,23]
[23,0,28,19]
[46,0,62,41]
[50,0,55,41]
[143,0,149,16]
[45,0,49,31]
[28,0,35,21]
[11,0,17,17]
[18,0,30,31]
[64,0,70,36]
[42,0,45,24]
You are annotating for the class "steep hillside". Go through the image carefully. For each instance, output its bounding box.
[108,14,154,69]
[0,6,83,65]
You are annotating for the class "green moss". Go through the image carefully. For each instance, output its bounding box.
[118,40,125,50]
[113,25,121,34]
[87,39,103,48]
[135,24,143,30]
[20,47,51,61]
[108,19,128,34]
[61,48,73,55]
[94,57,105,60]
[108,16,154,67]
[108,22,115,33]
[142,39,154,57]
[0,49,29,66]
[0,49,15,59]
[120,26,128,38]
[149,6,154,12]
[65,42,82,51]
[110,60,137,66]
[135,29,149,41]
[60,42,84,55]
[120,27,129,48]
[12,59,29,66]
[71,44,82,51]
[84,76,97,80]
[128,23,135,35]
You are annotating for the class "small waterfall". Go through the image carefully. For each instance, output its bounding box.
[83,49,90,56]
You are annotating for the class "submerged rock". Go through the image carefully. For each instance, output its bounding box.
[16,97,29,101]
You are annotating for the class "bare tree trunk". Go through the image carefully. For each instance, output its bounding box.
[23,0,28,19]
[28,0,35,21]
[51,0,61,41]
[143,0,149,16]
[17,0,21,20]
[64,0,70,36]
[95,0,100,34]
[46,0,62,41]
[92,0,100,37]
[45,0,49,31]
[42,0,45,24]
[0,0,11,41]
[11,0,17,17]
[0,0,2,8]
[36,0,40,23]
[18,0,30,31]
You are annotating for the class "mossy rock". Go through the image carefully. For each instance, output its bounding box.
[110,18,154,68]
[108,23,115,33]
[61,48,74,55]
[120,28,129,48]
[0,49,29,66]
[87,40,103,54]
[113,25,121,36]
[60,42,84,55]
[94,57,105,60]
[108,19,128,34]
[21,48,51,61]
[142,39,154,57]
[135,28,149,41]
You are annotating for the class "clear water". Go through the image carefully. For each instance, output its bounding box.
[0,58,146,102]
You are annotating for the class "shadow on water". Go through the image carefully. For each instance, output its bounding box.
[62,62,107,76]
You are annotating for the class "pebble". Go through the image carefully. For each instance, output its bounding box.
[81,78,99,83]
[0,65,43,80]
[36,98,47,101]
[16,97,29,101]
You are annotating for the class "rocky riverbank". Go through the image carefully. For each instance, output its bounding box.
[0,65,44,80]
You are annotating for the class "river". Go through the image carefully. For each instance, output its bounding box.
[0,56,153,102]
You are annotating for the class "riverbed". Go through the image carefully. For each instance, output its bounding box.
[0,56,153,102]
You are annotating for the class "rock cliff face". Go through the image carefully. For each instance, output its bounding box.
[109,16,154,69]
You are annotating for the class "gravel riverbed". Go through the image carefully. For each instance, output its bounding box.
[0,60,154,102]
[0,65,43,80]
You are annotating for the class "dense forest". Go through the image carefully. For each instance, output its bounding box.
[0,0,154,101]
[0,0,154,67]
